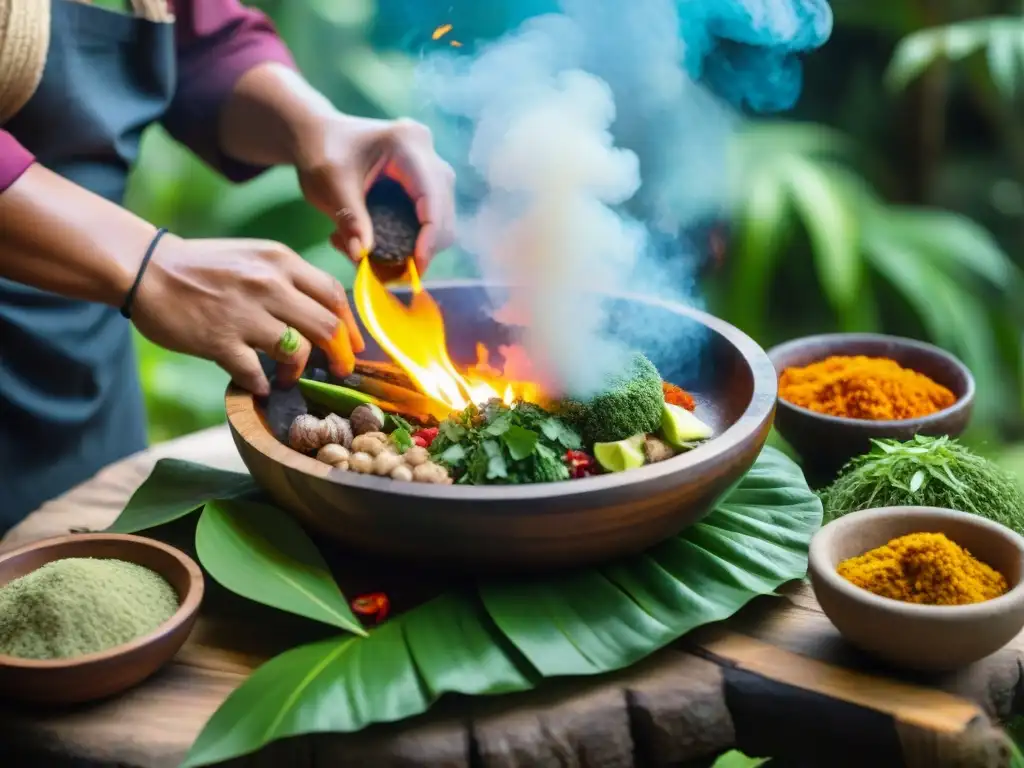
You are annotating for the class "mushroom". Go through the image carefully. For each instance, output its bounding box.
[322,414,353,450]
[644,435,675,463]
[350,404,385,436]
[351,433,388,457]
[316,444,350,467]
[289,414,324,453]
[349,452,374,474]
[390,464,414,482]
[412,461,451,485]
[373,452,404,476]
[403,446,430,467]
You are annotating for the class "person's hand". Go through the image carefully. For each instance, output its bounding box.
[295,115,456,274]
[131,235,365,395]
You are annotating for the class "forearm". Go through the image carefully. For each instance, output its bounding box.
[218,62,339,169]
[0,165,157,306]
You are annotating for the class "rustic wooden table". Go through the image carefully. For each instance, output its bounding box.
[2,425,1023,768]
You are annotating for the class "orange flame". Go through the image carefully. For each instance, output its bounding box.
[353,260,539,414]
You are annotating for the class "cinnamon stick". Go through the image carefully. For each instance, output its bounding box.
[342,371,451,422]
[354,359,417,390]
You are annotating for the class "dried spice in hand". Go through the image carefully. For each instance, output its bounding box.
[779,355,955,420]
[366,177,419,282]
[837,532,1007,605]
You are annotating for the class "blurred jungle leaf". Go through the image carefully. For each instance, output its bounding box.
[886,17,1024,97]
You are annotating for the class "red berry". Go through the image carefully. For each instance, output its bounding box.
[413,436,428,447]
[413,427,439,447]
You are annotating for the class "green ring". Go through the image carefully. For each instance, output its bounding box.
[278,326,301,356]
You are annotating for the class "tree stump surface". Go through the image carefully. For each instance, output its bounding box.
[2,425,1021,768]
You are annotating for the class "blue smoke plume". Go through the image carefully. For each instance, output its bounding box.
[374,0,831,396]
[373,0,831,112]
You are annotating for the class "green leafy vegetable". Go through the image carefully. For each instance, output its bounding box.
[196,500,366,635]
[503,424,539,460]
[558,353,664,445]
[107,459,257,534]
[390,427,413,454]
[482,447,820,673]
[387,413,415,434]
[711,750,770,768]
[181,447,820,767]
[820,435,1024,533]
[297,379,375,415]
[430,401,580,485]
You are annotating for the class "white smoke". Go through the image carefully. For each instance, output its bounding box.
[415,1,745,397]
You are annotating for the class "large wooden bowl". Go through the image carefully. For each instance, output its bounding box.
[227,281,778,572]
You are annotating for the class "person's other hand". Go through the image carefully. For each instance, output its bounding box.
[295,115,456,274]
[131,235,365,395]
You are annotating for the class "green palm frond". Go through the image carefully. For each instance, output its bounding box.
[886,17,1024,98]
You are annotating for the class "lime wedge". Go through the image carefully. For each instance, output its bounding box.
[660,402,713,449]
[593,434,647,473]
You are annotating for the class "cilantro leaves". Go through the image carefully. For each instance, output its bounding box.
[429,401,583,485]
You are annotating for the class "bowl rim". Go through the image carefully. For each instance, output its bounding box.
[226,279,779,502]
[766,332,975,429]
[809,506,1024,617]
[0,533,204,669]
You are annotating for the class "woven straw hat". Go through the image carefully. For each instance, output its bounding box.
[0,0,172,125]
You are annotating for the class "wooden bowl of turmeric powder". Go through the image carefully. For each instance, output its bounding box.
[767,334,974,482]
[808,506,1024,672]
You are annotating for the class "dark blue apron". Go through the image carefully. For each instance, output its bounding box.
[0,1,175,530]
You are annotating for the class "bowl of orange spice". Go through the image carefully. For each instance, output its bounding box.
[809,506,1024,671]
[766,333,973,481]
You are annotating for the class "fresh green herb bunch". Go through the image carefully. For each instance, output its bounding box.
[558,353,664,445]
[429,400,583,485]
[820,435,1024,534]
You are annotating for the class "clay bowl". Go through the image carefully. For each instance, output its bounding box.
[0,533,204,705]
[767,333,974,482]
[809,507,1024,672]
[227,281,778,572]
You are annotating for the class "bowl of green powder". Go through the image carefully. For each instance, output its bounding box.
[0,533,203,705]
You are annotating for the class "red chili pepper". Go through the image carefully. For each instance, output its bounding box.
[351,592,390,624]
[413,436,428,448]
[413,427,439,447]
[565,450,598,478]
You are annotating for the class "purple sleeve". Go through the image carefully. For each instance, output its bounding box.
[0,131,35,192]
[163,0,297,183]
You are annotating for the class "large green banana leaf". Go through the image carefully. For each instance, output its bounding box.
[110,447,820,767]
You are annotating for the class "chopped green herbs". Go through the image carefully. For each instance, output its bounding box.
[390,428,413,454]
[388,413,415,434]
[821,435,1024,534]
[429,401,583,485]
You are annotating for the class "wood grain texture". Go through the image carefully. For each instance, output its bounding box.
[228,282,780,572]
[1,425,1022,768]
